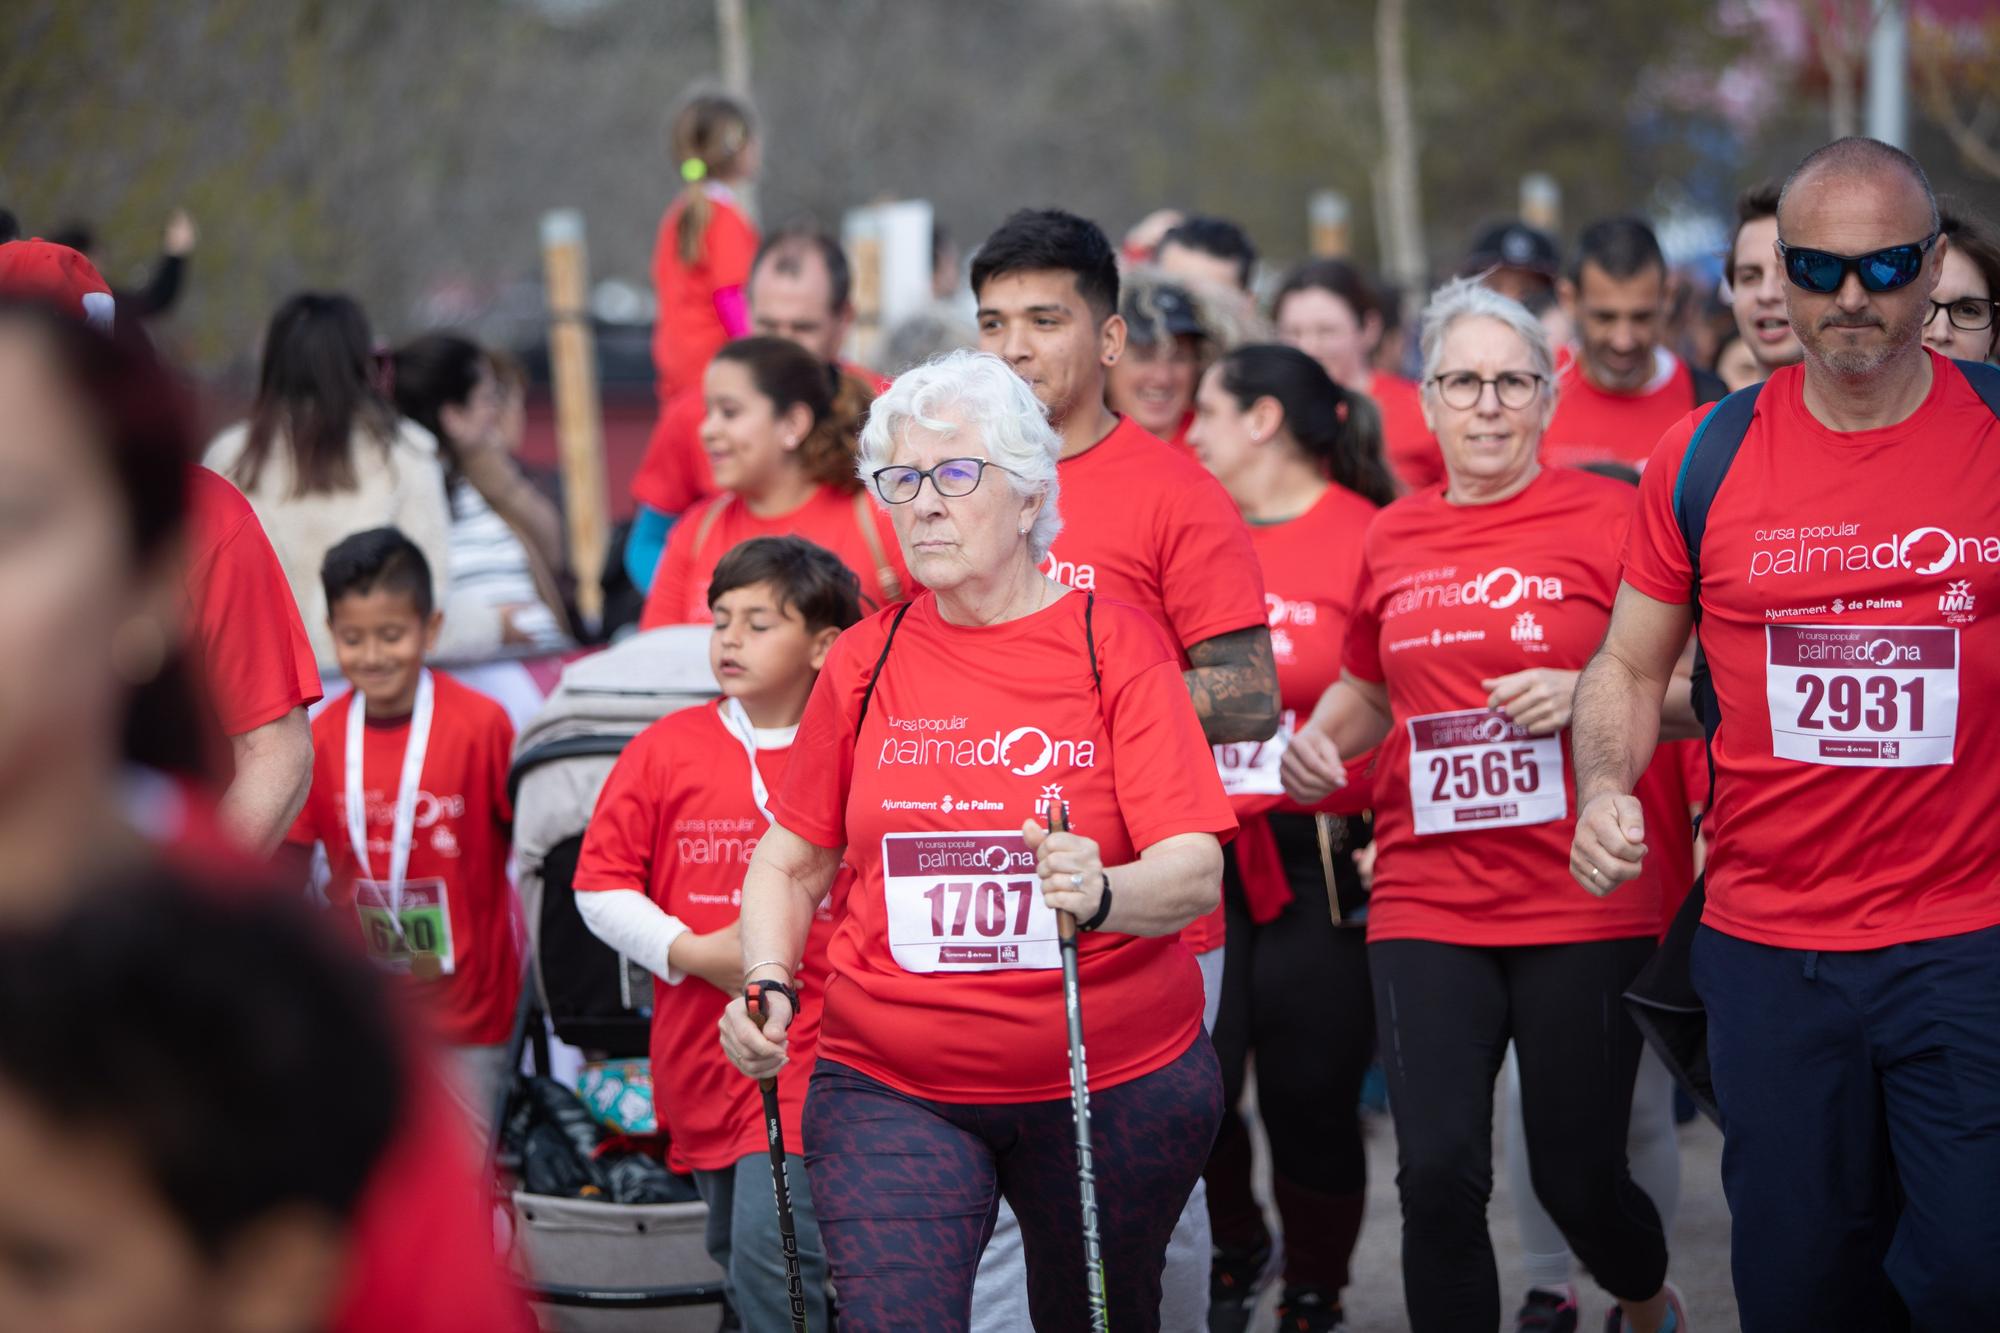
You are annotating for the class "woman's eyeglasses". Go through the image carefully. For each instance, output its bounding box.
[1429,371,1545,411]
[871,457,1020,504]
[1926,296,1995,333]
[1777,234,1938,295]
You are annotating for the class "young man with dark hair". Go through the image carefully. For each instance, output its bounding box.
[575,535,862,1333]
[627,225,892,588]
[973,205,1277,1333]
[289,527,521,1128]
[1157,214,1258,294]
[1544,215,1725,470]
[1723,180,1803,380]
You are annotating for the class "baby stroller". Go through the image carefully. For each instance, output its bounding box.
[498,626,726,1332]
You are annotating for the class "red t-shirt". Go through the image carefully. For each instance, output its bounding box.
[770,591,1237,1102]
[572,702,835,1169]
[1343,467,1662,945]
[1369,373,1445,493]
[632,363,894,517]
[638,484,911,628]
[290,673,522,1045]
[1623,352,2000,949]
[1042,415,1267,953]
[650,189,759,405]
[186,467,321,736]
[1220,484,1382,821]
[1543,354,1699,472]
[1632,738,1708,935]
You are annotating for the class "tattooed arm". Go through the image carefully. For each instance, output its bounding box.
[1184,625,1281,745]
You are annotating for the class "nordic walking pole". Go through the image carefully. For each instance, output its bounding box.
[1045,798,1110,1331]
[745,979,809,1333]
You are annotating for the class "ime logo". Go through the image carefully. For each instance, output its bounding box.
[1940,581,1975,615]
[1510,611,1544,644]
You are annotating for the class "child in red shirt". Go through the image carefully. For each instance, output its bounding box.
[290,528,522,1130]
[574,535,861,1333]
[650,90,761,407]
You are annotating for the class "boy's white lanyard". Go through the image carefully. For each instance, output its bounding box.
[345,669,435,942]
[718,697,772,821]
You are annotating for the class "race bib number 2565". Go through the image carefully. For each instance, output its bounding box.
[1406,709,1566,835]
[1766,625,1958,768]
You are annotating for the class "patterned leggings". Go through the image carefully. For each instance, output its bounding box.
[802,1037,1223,1332]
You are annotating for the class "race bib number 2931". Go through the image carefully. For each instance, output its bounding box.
[1766,624,1958,767]
[881,831,1060,972]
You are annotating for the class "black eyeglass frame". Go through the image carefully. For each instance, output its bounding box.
[869,456,1024,505]
[1426,370,1548,411]
[1924,296,1996,333]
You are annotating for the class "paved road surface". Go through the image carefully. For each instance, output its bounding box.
[1247,1096,1740,1332]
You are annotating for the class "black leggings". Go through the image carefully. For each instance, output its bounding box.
[1204,815,1375,1295]
[1369,935,1666,1333]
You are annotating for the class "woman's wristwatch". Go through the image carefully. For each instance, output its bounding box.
[1078,870,1113,932]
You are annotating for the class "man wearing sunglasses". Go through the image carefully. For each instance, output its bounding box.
[1570,136,2000,1331]
[1543,216,1726,471]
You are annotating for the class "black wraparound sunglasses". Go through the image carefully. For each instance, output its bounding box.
[1777,233,1938,295]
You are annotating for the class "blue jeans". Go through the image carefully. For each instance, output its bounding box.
[692,1151,828,1333]
[1694,921,2000,1332]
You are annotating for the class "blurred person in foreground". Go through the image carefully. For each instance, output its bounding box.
[0,240,319,858]
[0,877,401,1333]
[0,293,530,1332]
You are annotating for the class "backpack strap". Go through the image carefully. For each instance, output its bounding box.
[853,599,916,738]
[1670,381,1763,830]
[852,489,904,604]
[1954,358,2000,420]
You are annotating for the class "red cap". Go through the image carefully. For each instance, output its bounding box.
[0,240,116,330]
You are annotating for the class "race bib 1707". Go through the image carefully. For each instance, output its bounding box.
[1406,709,1567,836]
[1765,624,1958,768]
[881,831,1060,973]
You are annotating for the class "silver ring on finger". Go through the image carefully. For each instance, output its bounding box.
[1070,872,1084,890]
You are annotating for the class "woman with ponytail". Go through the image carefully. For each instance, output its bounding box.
[639,335,907,627]
[1187,343,1393,1333]
[650,89,761,406]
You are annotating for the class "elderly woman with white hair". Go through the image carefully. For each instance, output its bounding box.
[719,349,1235,1331]
[1280,279,1688,1333]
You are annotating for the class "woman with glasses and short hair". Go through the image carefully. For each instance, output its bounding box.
[1924,200,1999,364]
[1281,278,1687,1333]
[718,349,1235,1332]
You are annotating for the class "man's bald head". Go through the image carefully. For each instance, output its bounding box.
[1779,137,1939,236]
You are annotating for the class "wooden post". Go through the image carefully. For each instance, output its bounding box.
[1310,190,1351,258]
[540,209,607,632]
[1375,0,1428,326]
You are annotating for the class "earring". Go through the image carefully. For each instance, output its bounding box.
[1018,525,1029,536]
[110,616,169,685]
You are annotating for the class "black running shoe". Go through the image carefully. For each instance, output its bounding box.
[1207,1238,1276,1333]
[1515,1285,1580,1333]
[1277,1283,1348,1332]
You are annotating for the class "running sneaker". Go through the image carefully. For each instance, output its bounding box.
[1515,1284,1580,1333]
[1206,1237,1276,1333]
[1600,1281,1688,1333]
[1277,1283,1348,1332]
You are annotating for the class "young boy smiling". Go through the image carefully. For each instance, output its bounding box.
[573,535,860,1333]
[288,528,521,1128]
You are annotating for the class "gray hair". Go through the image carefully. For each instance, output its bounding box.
[1417,276,1559,426]
[857,349,1063,561]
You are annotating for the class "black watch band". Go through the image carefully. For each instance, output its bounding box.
[745,977,799,1020]
[1079,871,1113,932]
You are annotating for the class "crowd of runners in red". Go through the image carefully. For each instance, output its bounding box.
[0,83,1995,1333]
